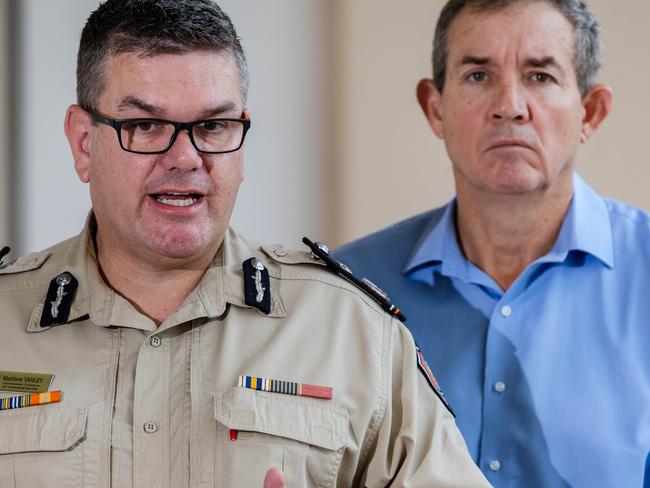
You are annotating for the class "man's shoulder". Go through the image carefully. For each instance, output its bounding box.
[258,241,399,321]
[604,197,650,232]
[333,207,446,267]
[0,236,79,291]
[601,198,650,259]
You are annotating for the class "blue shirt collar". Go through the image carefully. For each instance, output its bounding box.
[404,173,614,278]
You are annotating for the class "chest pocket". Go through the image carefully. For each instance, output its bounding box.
[0,406,87,488]
[214,387,348,488]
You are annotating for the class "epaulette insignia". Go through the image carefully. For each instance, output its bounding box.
[416,343,455,417]
[243,257,271,314]
[39,272,79,328]
[302,237,406,322]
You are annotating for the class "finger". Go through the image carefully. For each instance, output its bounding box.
[263,467,286,488]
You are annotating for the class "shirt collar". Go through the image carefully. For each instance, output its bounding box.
[29,213,285,333]
[544,174,613,268]
[403,173,614,279]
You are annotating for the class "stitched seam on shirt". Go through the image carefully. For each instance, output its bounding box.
[353,314,390,482]
[606,205,650,227]
[0,281,49,294]
[268,275,387,320]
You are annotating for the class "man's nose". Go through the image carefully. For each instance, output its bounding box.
[491,81,530,123]
[160,129,204,172]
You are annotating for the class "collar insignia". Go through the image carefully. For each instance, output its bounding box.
[40,272,78,328]
[243,257,271,314]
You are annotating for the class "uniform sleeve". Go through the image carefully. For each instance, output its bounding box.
[363,318,491,487]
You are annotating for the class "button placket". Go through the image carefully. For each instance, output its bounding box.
[133,332,166,487]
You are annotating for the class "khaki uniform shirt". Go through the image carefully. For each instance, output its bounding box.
[0,218,490,487]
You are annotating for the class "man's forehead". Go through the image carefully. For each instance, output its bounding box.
[99,50,242,114]
[446,2,575,64]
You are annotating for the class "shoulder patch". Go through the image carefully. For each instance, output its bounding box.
[0,252,52,276]
[302,237,406,322]
[416,344,455,417]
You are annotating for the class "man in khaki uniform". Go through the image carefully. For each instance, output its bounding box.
[0,1,489,487]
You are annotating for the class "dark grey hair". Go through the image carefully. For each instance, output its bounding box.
[432,0,602,97]
[77,0,249,110]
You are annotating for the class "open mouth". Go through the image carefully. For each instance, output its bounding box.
[152,192,201,207]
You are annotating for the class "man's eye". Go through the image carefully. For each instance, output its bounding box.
[468,72,487,82]
[201,120,228,132]
[124,120,162,133]
[531,72,553,83]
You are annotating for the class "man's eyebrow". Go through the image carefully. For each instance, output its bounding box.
[115,97,240,119]
[459,55,490,67]
[525,56,565,75]
[116,96,163,116]
[198,102,239,119]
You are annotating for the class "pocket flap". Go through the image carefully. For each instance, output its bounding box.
[0,407,87,454]
[215,387,348,451]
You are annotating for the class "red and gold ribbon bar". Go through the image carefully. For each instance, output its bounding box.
[239,375,332,400]
[0,390,62,411]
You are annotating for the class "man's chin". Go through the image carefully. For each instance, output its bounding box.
[482,167,545,195]
[144,229,219,262]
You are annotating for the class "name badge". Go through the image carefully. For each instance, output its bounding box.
[0,370,54,393]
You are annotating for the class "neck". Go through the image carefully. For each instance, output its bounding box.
[95,234,217,326]
[455,178,573,291]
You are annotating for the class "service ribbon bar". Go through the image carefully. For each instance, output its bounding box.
[0,390,62,411]
[239,375,332,400]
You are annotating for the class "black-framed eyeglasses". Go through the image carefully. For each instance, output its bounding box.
[87,109,251,154]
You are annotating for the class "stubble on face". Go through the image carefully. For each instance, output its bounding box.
[439,3,585,199]
[88,51,245,269]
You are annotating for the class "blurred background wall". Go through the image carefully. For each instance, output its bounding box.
[1,0,648,257]
[0,1,9,249]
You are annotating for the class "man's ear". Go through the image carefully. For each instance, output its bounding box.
[580,84,613,143]
[416,79,445,140]
[64,104,93,183]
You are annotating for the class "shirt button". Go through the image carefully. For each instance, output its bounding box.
[143,421,158,434]
[489,459,501,472]
[494,381,507,393]
[273,247,287,257]
[500,305,512,317]
[150,336,162,348]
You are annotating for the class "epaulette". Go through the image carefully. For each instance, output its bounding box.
[302,237,456,417]
[302,237,406,322]
[0,249,51,275]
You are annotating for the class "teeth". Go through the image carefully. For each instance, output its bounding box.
[155,195,198,207]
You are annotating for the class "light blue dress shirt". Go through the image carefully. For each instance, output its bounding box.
[334,175,650,487]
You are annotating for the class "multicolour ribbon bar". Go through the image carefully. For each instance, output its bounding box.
[0,390,62,411]
[239,375,332,400]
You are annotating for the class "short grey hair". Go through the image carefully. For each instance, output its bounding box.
[77,0,249,111]
[432,0,602,97]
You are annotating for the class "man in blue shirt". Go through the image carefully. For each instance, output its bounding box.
[334,0,650,486]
